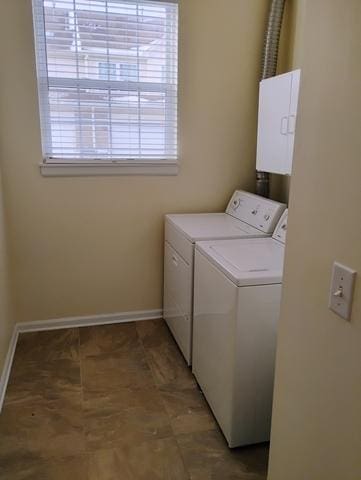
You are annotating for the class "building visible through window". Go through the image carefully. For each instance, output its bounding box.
[118,63,138,81]
[98,62,117,81]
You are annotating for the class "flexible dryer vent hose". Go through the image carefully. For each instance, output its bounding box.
[256,0,286,198]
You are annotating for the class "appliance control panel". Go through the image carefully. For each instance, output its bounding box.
[226,190,287,233]
[272,210,288,244]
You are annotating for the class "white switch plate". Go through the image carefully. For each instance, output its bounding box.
[329,262,357,320]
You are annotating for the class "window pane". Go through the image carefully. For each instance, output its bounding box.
[98,62,117,80]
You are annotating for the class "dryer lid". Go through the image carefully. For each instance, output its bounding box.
[196,237,285,286]
[165,213,266,242]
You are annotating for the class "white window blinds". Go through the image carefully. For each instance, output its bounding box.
[32,0,178,164]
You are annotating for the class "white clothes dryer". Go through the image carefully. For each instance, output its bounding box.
[163,191,286,365]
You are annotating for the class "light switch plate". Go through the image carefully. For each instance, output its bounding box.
[329,262,357,320]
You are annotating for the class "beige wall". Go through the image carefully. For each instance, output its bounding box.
[268,1,361,479]
[0,0,269,322]
[271,0,307,203]
[0,167,14,372]
[278,0,306,75]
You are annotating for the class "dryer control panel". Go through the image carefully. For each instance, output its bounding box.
[226,190,286,234]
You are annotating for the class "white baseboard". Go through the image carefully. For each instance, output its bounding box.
[0,325,19,412]
[0,309,163,412]
[17,308,163,333]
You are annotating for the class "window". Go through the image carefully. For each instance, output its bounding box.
[98,62,117,80]
[118,63,138,81]
[32,0,179,176]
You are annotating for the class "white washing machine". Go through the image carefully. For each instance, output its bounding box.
[192,210,288,447]
[163,191,286,365]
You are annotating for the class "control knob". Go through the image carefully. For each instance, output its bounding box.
[232,199,240,210]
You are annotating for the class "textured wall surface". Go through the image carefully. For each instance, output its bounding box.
[0,0,269,322]
[268,1,361,478]
[0,168,14,372]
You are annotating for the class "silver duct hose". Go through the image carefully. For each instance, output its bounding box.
[256,0,286,197]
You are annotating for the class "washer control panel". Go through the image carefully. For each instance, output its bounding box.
[272,210,288,244]
[226,190,286,234]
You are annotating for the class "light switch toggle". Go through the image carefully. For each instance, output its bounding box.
[333,288,343,298]
[329,262,357,321]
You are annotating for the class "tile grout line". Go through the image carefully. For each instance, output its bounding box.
[172,434,192,480]
[77,326,89,463]
[135,321,163,394]
[134,321,181,436]
[135,321,192,480]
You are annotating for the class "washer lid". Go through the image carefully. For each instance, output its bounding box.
[166,213,267,242]
[196,237,285,286]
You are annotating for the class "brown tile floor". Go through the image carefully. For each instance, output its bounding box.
[0,319,269,479]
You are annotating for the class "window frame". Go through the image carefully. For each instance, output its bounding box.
[32,0,179,177]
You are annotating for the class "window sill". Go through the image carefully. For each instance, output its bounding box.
[40,161,179,177]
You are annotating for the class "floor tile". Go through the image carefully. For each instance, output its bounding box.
[0,397,85,462]
[176,430,269,480]
[136,319,172,348]
[138,321,196,389]
[80,322,140,358]
[83,387,173,451]
[160,384,217,436]
[0,455,89,480]
[144,342,196,389]
[81,347,153,393]
[5,358,81,406]
[84,383,165,413]
[14,328,79,363]
[88,438,189,480]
